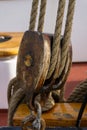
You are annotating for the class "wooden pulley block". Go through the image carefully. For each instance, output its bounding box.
[16,31,51,109]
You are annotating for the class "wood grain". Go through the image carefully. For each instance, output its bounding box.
[13,103,87,127]
[16,31,51,110]
[0,32,23,57]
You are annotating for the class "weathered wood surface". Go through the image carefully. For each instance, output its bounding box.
[0,32,23,57]
[13,103,87,127]
[16,31,51,110]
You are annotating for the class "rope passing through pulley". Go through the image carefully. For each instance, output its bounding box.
[7,0,77,130]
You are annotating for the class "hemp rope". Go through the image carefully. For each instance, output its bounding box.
[59,45,72,102]
[67,79,87,102]
[37,0,47,32]
[46,0,66,79]
[55,0,76,101]
[7,77,17,105]
[46,0,76,101]
[52,44,72,101]
[29,0,39,31]
[29,0,47,32]
[8,88,25,125]
[59,54,70,102]
[58,0,76,77]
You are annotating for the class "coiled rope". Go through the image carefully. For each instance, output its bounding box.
[67,79,87,102]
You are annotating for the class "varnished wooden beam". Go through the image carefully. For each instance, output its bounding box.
[13,103,87,127]
[0,32,23,57]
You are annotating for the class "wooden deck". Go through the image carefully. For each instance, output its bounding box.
[13,103,87,127]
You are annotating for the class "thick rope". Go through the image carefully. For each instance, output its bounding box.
[58,0,76,77]
[58,0,76,102]
[59,45,72,101]
[47,0,66,79]
[37,0,47,32]
[7,77,17,105]
[7,1,76,127]
[32,101,42,130]
[67,79,87,102]
[52,43,72,101]
[29,0,39,31]
[8,88,25,126]
[54,48,72,91]
[53,48,61,79]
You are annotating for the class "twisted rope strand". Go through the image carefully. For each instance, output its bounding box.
[53,45,72,91]
[8,88,25,125]
[38,0,47,32]
[29,0,39,31]
[7,77,17,105]
[59,45,72,101]
[47,0,66,79]
[58,0,76,77]
[67,79,87,102]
